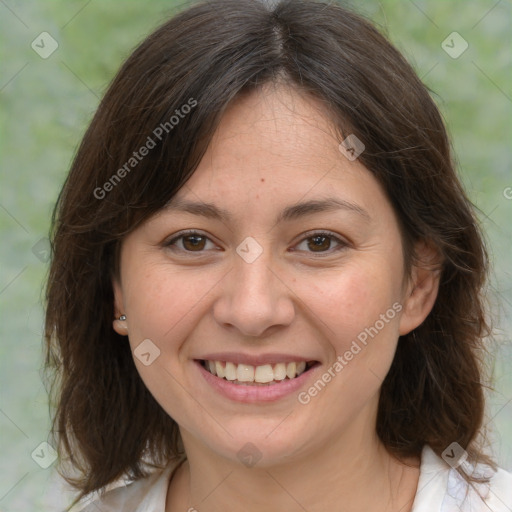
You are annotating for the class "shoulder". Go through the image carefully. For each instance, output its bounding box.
[412,445,512,512]
[70,458,185,512]
[484,465,512,510]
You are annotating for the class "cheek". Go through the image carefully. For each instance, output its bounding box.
[120,265,216,429]
[123,264,213,344]
[298,260,402,352]
[294,266,402,427]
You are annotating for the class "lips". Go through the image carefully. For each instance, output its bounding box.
[200,359,316,384]
[195,357,320,402]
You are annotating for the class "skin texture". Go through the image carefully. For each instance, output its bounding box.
[113,83,440,512]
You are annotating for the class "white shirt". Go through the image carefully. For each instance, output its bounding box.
[73,446,512,511]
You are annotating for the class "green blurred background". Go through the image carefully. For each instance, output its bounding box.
[0,0,511,510]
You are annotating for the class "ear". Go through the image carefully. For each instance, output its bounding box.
[399,240,442,336]
[112,276,128,336]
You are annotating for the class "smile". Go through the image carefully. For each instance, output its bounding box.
[200,359,316,385]
[195,357,320,402]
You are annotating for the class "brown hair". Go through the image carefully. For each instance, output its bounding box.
[44,0,496,505]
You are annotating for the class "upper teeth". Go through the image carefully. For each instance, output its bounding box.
[205,361,307,383]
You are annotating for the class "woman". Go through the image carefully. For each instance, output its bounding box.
[44,0,512,510]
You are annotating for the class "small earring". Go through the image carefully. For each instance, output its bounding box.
[113,314,129,336]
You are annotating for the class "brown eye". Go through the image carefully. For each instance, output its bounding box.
[165,230,347,256]
[165,231,215,253]
[294,231,347,255]
[307,235,332,252]
[181,234,207,251]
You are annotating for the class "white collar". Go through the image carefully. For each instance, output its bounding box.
[78,445,508,512]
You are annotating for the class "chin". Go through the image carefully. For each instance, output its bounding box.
[193,416,317,468]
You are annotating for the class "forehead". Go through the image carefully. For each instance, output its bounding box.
[165,84,389,226]
[201,84,342,174]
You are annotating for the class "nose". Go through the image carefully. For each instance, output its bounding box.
[212,247,296,338]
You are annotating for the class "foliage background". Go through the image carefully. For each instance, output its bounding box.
[0,0,510,509]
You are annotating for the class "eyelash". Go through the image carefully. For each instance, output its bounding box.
[164,229,349,256]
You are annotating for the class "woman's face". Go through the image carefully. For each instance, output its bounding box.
[113,84,437,466]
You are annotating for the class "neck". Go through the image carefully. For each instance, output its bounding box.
[167,402,420,512]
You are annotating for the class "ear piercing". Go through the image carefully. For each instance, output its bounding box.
[113,314,128,336]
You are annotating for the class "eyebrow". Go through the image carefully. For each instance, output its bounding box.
[164,196,371,225]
